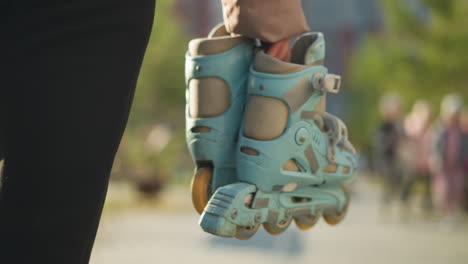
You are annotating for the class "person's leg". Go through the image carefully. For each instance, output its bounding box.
[421,174,433,211]
[464,173,468,212]
[399,171,416,220]
[400,173,416,203]
[0,0,154,263]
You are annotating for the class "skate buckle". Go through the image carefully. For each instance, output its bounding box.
[313,73,341,94]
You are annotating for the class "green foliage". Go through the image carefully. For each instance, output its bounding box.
[129,0,188,127]
[349,0,468,148]
[114,0,192,184]
[423,0,454,18]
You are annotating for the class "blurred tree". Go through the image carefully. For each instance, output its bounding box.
[130,0,187,127]
[348,0,468,149]
[112,0,193,187]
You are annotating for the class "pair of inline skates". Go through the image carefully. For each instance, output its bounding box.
[185,24,357,240]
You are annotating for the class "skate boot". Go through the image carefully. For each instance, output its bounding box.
[185,24,255,214]
[199,33,357,239]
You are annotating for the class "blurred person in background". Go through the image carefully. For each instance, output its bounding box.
[0,0,304,263]
[373,93,405,213]
[430,94,465,226]
[459,107,468,212]
[400,100,433,215]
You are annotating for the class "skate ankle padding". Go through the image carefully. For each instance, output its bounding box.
[243,95,288,141]
[208,23,229,38]
[189,36,246,56]
[291,32,325,65]
[189,78,230,118]
[253,51,310,74]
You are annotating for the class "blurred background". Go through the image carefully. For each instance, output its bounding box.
[90,0,468,263]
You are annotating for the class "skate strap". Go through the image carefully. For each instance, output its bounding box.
[321,113,356,162]
[302,112,355,162]
[300,111,326,131]
[312,73,341,94]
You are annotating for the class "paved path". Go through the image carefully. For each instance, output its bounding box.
[91,178,468,264]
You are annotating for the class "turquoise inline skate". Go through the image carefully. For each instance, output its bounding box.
[185,25,255,214]
[199,32,357,239]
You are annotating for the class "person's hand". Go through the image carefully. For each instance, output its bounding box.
[267,39,291,62]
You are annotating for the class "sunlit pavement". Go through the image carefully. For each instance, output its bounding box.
[91,178,468,264]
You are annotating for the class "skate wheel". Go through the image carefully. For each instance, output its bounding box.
[235,225,260,240]
[191,167,213,215]
[323,184,349,225]
[294,215,319,230]
[263,218,292,235]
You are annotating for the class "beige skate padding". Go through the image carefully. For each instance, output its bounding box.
[189,78,230,118]
[240,146,259,156]
[243,95,288,141]
[291,33,318,64]
[221,0,309,42]
[282,77,315,113]
[254,51,327,113]
[343,167,350,174]
[304,145,319,173]
[283,159,300,172]
[254,51,324,74]
[254,53,320,114]
[300,111,319,120]
[189,36,246,56]
[191,126,211,133]
[324,164,338,173]
[254,51,310,74]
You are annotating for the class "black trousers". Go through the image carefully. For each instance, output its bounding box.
[0,0,155,263]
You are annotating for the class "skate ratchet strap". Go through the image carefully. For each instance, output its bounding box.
[300,111,325,131]
[312,73,341,94]
[321,113,356,162]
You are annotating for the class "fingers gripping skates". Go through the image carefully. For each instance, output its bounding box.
[185,25,255,214]
[198,33,358,239]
